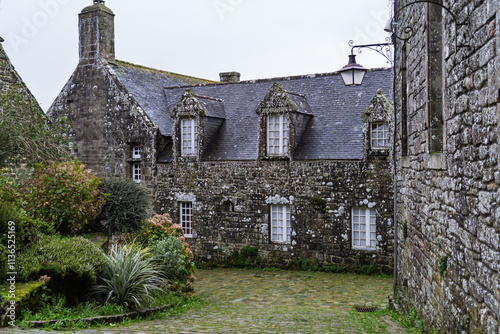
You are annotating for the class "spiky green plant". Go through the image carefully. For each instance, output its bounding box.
[91,243,165,309]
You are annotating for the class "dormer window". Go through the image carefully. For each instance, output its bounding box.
[132,146,141,159]
[267,115,289,156]
[181,118,197,156]
[371,123,389,149]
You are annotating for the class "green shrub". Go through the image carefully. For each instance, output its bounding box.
[17,235,105,303]
[150,236,186,281]
[226,245,259,268]
[91,243,164,309]
[98,178,150,234]
[19,160,106,234]
[132,214,196,292]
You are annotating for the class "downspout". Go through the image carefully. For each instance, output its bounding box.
[391,0,399,296]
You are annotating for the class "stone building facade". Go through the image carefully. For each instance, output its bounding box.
[49,2,395,270]
[392,0,500,332]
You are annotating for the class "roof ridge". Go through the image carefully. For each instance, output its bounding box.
[191,93,224,102]
[111,59,215,83]
[164,67,392,91]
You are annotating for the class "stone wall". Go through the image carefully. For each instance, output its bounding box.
[48,59,158,193]
[394,0,500,333]
[155,154,394,271]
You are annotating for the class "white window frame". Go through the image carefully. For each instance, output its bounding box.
[270,205,291,243]
[180,202,193,237]
[371,122,390,149]
[133,163,141,183]
[181,118,198,156]
[267,115,289,156]
[352,208,377,250]
[132,146,141,159]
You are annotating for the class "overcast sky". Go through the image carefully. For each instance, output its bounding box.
[0,0,393,111]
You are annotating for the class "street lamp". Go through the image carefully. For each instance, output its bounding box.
[338,40,393,86]
[337,54,368,86]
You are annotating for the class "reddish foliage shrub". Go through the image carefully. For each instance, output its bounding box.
[20,160,106,233]
[134,213,196,292]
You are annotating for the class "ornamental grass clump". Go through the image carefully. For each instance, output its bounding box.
[91,243,165,309]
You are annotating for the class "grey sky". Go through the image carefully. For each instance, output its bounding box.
[0,0,392,111]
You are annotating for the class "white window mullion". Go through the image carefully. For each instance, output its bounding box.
[352,208,377,250]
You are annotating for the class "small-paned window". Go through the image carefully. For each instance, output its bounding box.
[132,146,141,159]
[352,208,377,250]
[270,205,291,243]
[181,118,197,156]
[267,115,289,156]
[371,123,390,148]
[180,202,193,237]
[133,163,141,183]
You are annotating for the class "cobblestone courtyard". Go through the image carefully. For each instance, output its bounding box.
[1,269,406,333]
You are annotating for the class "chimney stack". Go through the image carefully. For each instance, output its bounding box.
[79,1,115,62]
[219,72,241,83]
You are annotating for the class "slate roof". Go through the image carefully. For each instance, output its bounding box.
[193,94,226,119]
[109,60,214,135]
[161,68,393,161]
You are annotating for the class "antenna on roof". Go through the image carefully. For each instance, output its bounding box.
[93,0,105,4]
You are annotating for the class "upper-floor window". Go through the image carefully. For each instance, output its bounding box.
[181,118,197,156]
[352,208,377,250]
[267,115,289,155]
[371,123,390,149]
[180,202,193,237]
[132,146,141,159]
[270,205,291,243]
[133,163,141,183]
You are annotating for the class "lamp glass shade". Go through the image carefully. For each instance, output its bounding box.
[338,54,368,86]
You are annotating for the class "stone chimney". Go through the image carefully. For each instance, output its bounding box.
[79,0,115,62]
[219,72,241,83]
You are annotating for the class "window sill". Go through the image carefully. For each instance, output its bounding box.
[369,148,390,156]
[352,246,377,252]
[127,158,142,163]
[270,240,291,245]
[428,152,445,170]
[262,156,290,161]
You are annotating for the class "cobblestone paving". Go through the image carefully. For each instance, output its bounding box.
[1,269,406,333]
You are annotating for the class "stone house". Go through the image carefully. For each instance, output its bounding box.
[48,1,395,270]
[392,0,500,332]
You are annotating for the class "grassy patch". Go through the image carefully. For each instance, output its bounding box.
[17,290,201,331]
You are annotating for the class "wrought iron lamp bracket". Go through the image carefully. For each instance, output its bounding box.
[348,38,394,67]
[389,0,470,50]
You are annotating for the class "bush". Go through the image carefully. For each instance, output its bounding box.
[150,236,186,281]
[17,235,106,303]
[226,245,259,268]
[91,243,164,309]
[98,178,150,234]
[132,214,196,292]
[19,160,106,234]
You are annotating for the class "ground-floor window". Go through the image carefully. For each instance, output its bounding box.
[352,208,377,250]
[270,205,291,243]
[133,163,141,183]
[180,202,193,237]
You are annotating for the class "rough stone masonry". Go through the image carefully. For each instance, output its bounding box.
[393,0,500,333]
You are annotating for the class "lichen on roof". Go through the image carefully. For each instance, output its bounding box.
[113,60,214,86]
